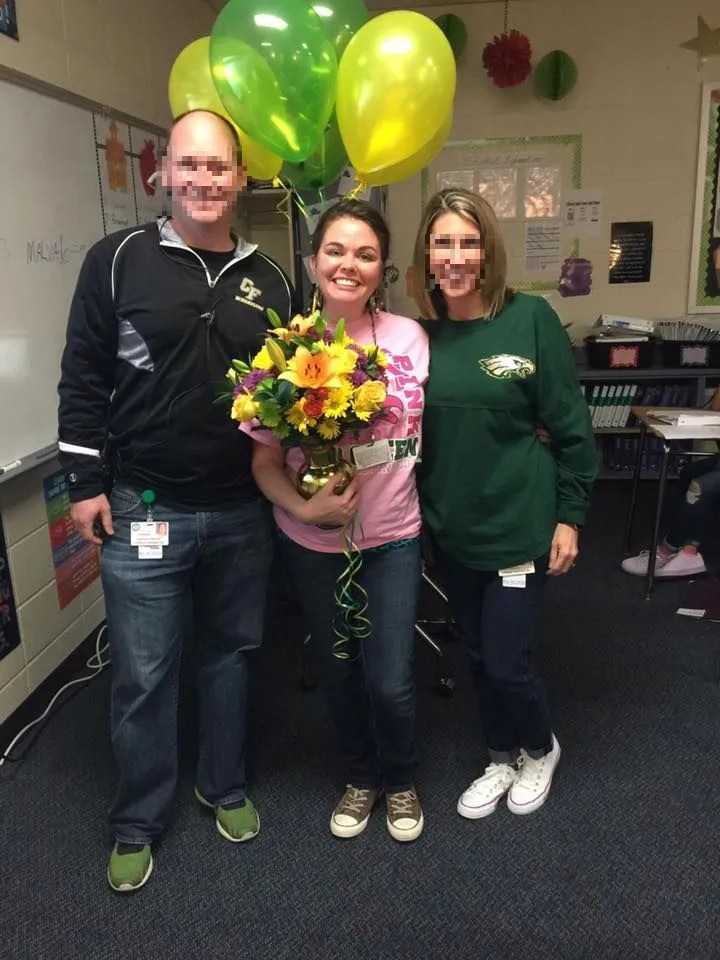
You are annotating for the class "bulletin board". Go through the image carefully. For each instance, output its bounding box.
[421,135,583,292]
[688,82,720,314]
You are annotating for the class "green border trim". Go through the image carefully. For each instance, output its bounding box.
[420,135,583,292]
[694,90,720,308]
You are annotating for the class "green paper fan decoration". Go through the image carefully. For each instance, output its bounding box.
[534,50,578,100]
[434,14,468,61]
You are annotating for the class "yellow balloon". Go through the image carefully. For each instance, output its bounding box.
[168,37,282,181]
[336,12,455,177]
[363,114,452,187]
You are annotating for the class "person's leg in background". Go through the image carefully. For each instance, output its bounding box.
[357,539,423,842]
[623,456,720,578]
[193,498,273,843]
[279,537,381,838]
[100,486,197,892]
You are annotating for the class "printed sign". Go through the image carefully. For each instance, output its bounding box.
[44,471,100,609]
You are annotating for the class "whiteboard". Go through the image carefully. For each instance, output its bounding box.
[0,73,165,480]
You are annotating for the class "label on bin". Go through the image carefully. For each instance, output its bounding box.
[680,345,709,367]
[609,344,639,368]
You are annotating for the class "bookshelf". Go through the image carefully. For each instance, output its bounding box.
[576,365,720,480]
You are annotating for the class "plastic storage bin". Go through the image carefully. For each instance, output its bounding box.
[584,336,655,370]
[659,340,720,368]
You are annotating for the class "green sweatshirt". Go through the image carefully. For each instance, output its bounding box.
[420,293,597,570]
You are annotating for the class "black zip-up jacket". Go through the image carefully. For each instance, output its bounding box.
[58,218,298,507]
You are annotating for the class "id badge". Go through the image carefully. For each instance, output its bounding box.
[350,439,392,470]
[138,545,163,560]
[130,521,170,547]
[498,561,535,577]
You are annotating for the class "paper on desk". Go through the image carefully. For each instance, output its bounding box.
[648,409,720,426]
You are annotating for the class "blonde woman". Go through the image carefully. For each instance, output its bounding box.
[413,188,597,820]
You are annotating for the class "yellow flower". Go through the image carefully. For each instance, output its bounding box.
[279,346,343,389]
[251,346,274,371]
[272,313,319,343]
[317,419,342,440]
[353,380,387,420]
[362,345,389,367]
[286,398,315,435]
[325,342,358,374]
[231,392,260,423]
[324,382,353,418]
[264,338,287,371]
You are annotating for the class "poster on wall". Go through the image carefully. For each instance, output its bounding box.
[0,0,18,40]
[43,471,99,610]
[609,221,653,285]
[689,82,720,314]
[0,518,20,663]
[94,114,136,235]
[130,128,167,225]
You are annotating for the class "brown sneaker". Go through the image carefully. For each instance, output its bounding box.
[386,788,424,842]
[330,785,380,838]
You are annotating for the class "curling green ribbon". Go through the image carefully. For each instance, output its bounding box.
[332,520,371,660]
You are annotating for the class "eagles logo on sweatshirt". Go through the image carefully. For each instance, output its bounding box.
[478,354,536,380]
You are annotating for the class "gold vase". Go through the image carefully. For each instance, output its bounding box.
[296,443,354,503]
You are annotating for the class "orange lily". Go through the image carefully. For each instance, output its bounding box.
[278,346,343,389]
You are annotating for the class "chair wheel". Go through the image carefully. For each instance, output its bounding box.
[436,676,455,697]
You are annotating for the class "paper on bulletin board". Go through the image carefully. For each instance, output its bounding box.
[43,470,99,610]
[525,222,562,273]
[563,189,602,236]
[95,114,136,235]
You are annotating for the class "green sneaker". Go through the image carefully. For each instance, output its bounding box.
[107,843,153,893]
[194,787,260,843]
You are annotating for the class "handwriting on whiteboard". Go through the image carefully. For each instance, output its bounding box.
[26,237,88,266]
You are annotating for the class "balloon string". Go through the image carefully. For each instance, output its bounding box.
[271,177,292,223]
[504,0,509,34]
[345,179,368,200]
[332,517,370,661]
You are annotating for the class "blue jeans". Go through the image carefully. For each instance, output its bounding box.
[280,535,421,792]
[101,484,272,845]
[438,551,552,764]
[666,456,720,550]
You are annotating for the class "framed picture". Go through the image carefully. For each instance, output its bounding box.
[0,0,18,40]
[688,82,720,314]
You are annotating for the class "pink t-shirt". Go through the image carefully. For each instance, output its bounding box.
[248,310,429,553]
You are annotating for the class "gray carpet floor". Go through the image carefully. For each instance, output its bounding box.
[2,481,719,960]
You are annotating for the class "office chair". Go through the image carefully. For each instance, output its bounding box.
[299,567,459,696]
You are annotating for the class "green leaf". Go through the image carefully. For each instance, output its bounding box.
[276,379,293,404]
[334,318,346,342]
[232,359,250,374]
[266,307,282,329]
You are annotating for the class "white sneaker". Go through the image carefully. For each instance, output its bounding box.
[457,762,519,820]
[621,549,706,578]
[507,735,561,815]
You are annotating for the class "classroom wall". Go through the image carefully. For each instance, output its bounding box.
[0,0,215,724]
[387,0,720,336]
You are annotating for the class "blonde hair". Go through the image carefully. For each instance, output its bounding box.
[412,188,509,320]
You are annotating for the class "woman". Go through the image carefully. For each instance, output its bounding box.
[413,188,597,819]
[251,199,428,841]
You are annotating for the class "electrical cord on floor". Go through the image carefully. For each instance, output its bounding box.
[0,624,110,770]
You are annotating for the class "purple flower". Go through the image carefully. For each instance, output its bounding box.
[351,369,370,386]
[240,369,268,393]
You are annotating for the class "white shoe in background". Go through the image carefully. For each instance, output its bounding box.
[621,549,706,579]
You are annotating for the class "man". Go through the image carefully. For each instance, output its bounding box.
[58,110,297,893]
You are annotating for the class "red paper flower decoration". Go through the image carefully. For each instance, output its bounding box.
[482,29,532,88]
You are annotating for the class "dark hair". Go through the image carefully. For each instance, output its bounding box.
[169,110,242,163]
[311,198,390,263]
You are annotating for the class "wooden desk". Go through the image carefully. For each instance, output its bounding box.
[623,407,720,597]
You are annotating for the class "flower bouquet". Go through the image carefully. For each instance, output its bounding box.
[226,308,390,500]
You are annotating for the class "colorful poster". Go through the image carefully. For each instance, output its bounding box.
[130,127,167,225]
[0,518,20,663]
[43,471,99,610]
[94,114,136,235]
[0,0,18,40]
[689,84,720,312]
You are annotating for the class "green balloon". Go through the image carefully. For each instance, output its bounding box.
[282,114,348,191]
[434,14,467,61]
[210,0,338,163]
[534,50,578,100]
[312,0,368,60]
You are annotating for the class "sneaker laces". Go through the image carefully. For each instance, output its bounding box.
[337,786,374,817]
[517,754,547,787]
[387,790,418,818]
[466,763,517,797]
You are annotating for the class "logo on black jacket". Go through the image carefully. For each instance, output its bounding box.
[236,277,263,310]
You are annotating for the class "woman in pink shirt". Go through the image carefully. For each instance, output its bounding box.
[251,199,428,842]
